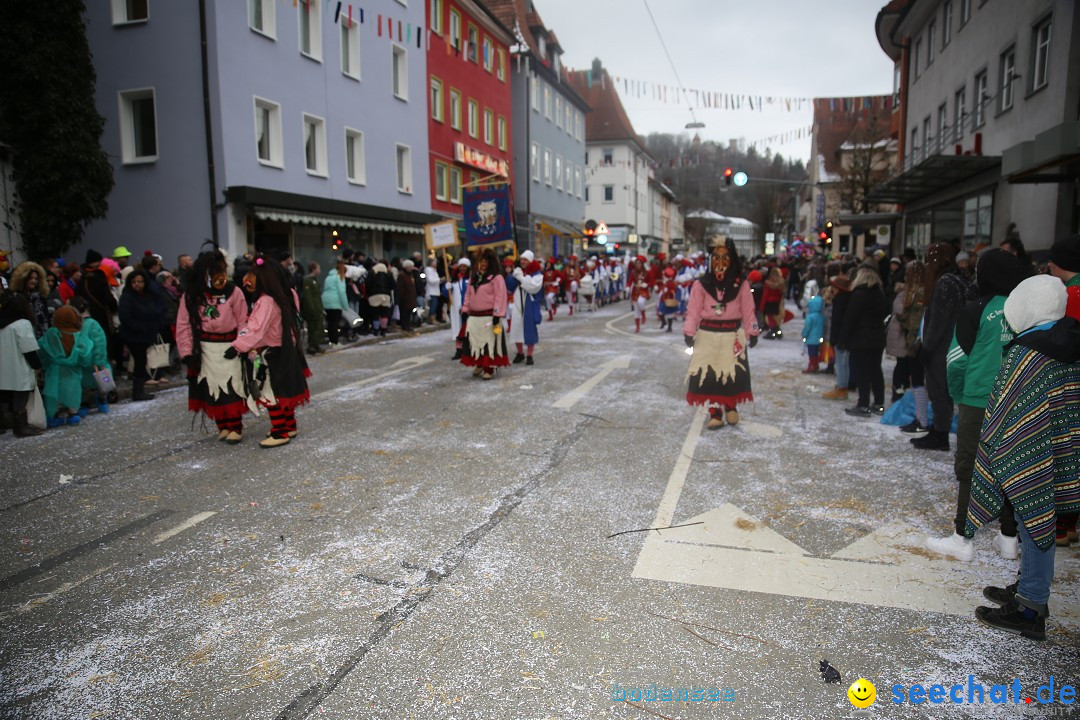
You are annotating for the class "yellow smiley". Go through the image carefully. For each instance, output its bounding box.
[848,678,876,708]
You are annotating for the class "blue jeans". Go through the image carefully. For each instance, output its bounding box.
[835,349,850,388]
[1016,511,1055,608]
[427,296,439,320]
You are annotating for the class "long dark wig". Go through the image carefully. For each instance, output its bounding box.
[182,247,233,359]
[250,255,300,350]
[471,248,503,289]
[700,238,744,301]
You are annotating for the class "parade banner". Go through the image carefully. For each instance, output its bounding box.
[463,184,514,248]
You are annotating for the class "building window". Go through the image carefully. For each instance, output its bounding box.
[544,86,552,120]
[341,18,360,79]
[913,37,921,79]
[449,88,461,130]
[602,148,613,165]
[482,37,493,72]
[959,0,970,26]
[936,103,947,151]
[483,109,493,145]
[467,99,478,138]
[496,49,506,82]
[942,0,953,47]
[564,162,572,192]
[467,24,478,62]
[449,167,462,204]
[392,44,408,100]
[953,86,966,141]
[531,142,540,182]
[543,149,552,185]
[575,167,582,198]
[396,144,412,193]
[1031,15,1052,92]
[922,115,932,156]
[603,185,614,203]
[249,0,275,38]
[927,20,935,65]
[448,9,460,49]
[434,161,448,201]
[430,0,442,35]
[531,75,540,112]
[999,46,1015,112]
[430,77,444,122]
[298,1,322,61]
[111,0,148,25]
[577,113,584,141]
[910,127,919,164]
[973,70,987,127]
[303,114,327,176]
[892,64,901,106]
[497,116,507,151]
[254,97,282,167]
[565,105,572,134]
[345,128,366,185]
[118,88,157,164]
[555,96,562,128]
[555,155,563,191]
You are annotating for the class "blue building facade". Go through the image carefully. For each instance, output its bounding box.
[80,0,434,271]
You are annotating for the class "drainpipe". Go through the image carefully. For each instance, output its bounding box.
[198,0,220,247]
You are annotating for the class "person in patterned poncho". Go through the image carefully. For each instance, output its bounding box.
[966,275,1080,640]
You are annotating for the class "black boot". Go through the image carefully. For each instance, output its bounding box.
[452,348,463,360]
[13,410,43,437]
[983,581,1018,605]
[975,597,1047,640]
[911,428,949,451]
[132,381,155,402]
[512,353,525,364]
[666,318,674,333]
[525,356,534,366]
[0,404,11,435]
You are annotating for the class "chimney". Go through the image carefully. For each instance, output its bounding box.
[592,58,603,76]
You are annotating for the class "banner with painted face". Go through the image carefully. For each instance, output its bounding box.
[463,184,514,248]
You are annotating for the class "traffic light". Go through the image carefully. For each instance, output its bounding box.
[724,167,733,186]
[824,220,834,244]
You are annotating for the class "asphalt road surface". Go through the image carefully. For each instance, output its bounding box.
[1,301,1077,720]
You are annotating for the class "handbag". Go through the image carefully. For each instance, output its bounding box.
[27,386,46,430]
[93,366,117,395]
[663,298,679,308]
[147,334,171,369]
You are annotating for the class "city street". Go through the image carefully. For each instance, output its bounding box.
[1,303,1078,720]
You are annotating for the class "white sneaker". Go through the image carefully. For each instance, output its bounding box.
[926,532,974,562]
[992,531,1019,560]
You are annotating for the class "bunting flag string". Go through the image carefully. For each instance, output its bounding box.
[745,124,815,151]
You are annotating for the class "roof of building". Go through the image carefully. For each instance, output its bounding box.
[813,96,893,180]
[875,0,912,61]
[567,60,649,152]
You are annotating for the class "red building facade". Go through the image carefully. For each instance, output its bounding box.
[426,0,514,220]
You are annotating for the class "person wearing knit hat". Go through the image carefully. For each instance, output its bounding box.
[1048,234,1080,322]
[562,254,581,315]
[38,305,93,427]
[507,255,544,365]
[965,273,1080,640]
[84,249,104,267]
[448,257,471,358]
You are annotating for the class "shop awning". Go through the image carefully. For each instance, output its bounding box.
[1002,121,1080,184]
[254,207,424,234]
[536,218,583,238]
[865,154,1001,205]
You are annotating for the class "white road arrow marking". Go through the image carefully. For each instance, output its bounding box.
[649,406,706,528]
[152,511,218,545]
[2,562,120,619]
[551,355,632,409]
[312,356,434,400]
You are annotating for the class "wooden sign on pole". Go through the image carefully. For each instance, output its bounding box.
[424,220,459,250]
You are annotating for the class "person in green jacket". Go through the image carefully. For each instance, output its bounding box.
[321,258,348,347]
[71,296,113,414]
[301,262,325,355]
[39,305,93,427]
[926,249,1028,562]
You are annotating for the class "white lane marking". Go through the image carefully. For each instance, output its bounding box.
[648,406,707,528]
[59,474,73,484]
[551,355,632,409]
[152,511,218,545]
[5,562,120,618]
[311,356,434,400]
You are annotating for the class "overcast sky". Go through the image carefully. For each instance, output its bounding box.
[537,0,896,164]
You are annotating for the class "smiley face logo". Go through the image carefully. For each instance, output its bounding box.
[848,678,876,708]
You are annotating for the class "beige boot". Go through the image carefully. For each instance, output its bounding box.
[725,410,739,426]
[225,431,243,445]
[260,435,291,448]
[822,387,849,400]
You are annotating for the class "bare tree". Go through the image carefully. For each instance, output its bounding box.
[836,114,894,216]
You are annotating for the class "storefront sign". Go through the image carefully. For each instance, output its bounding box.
[455,142,509,177]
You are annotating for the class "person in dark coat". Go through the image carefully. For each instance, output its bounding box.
[76,250,120,371]
[838,265,890,416]
[822,273,853,400]
[118,268,165,401]
[397,259,419,332]
[913,242,974,451]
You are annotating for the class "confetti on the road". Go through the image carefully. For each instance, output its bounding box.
[58,474,72,484]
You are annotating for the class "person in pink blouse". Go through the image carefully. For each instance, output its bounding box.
[461,248,509,380]
[176,249,251,444]
[683,239,761,429]
[227,256,310,448]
